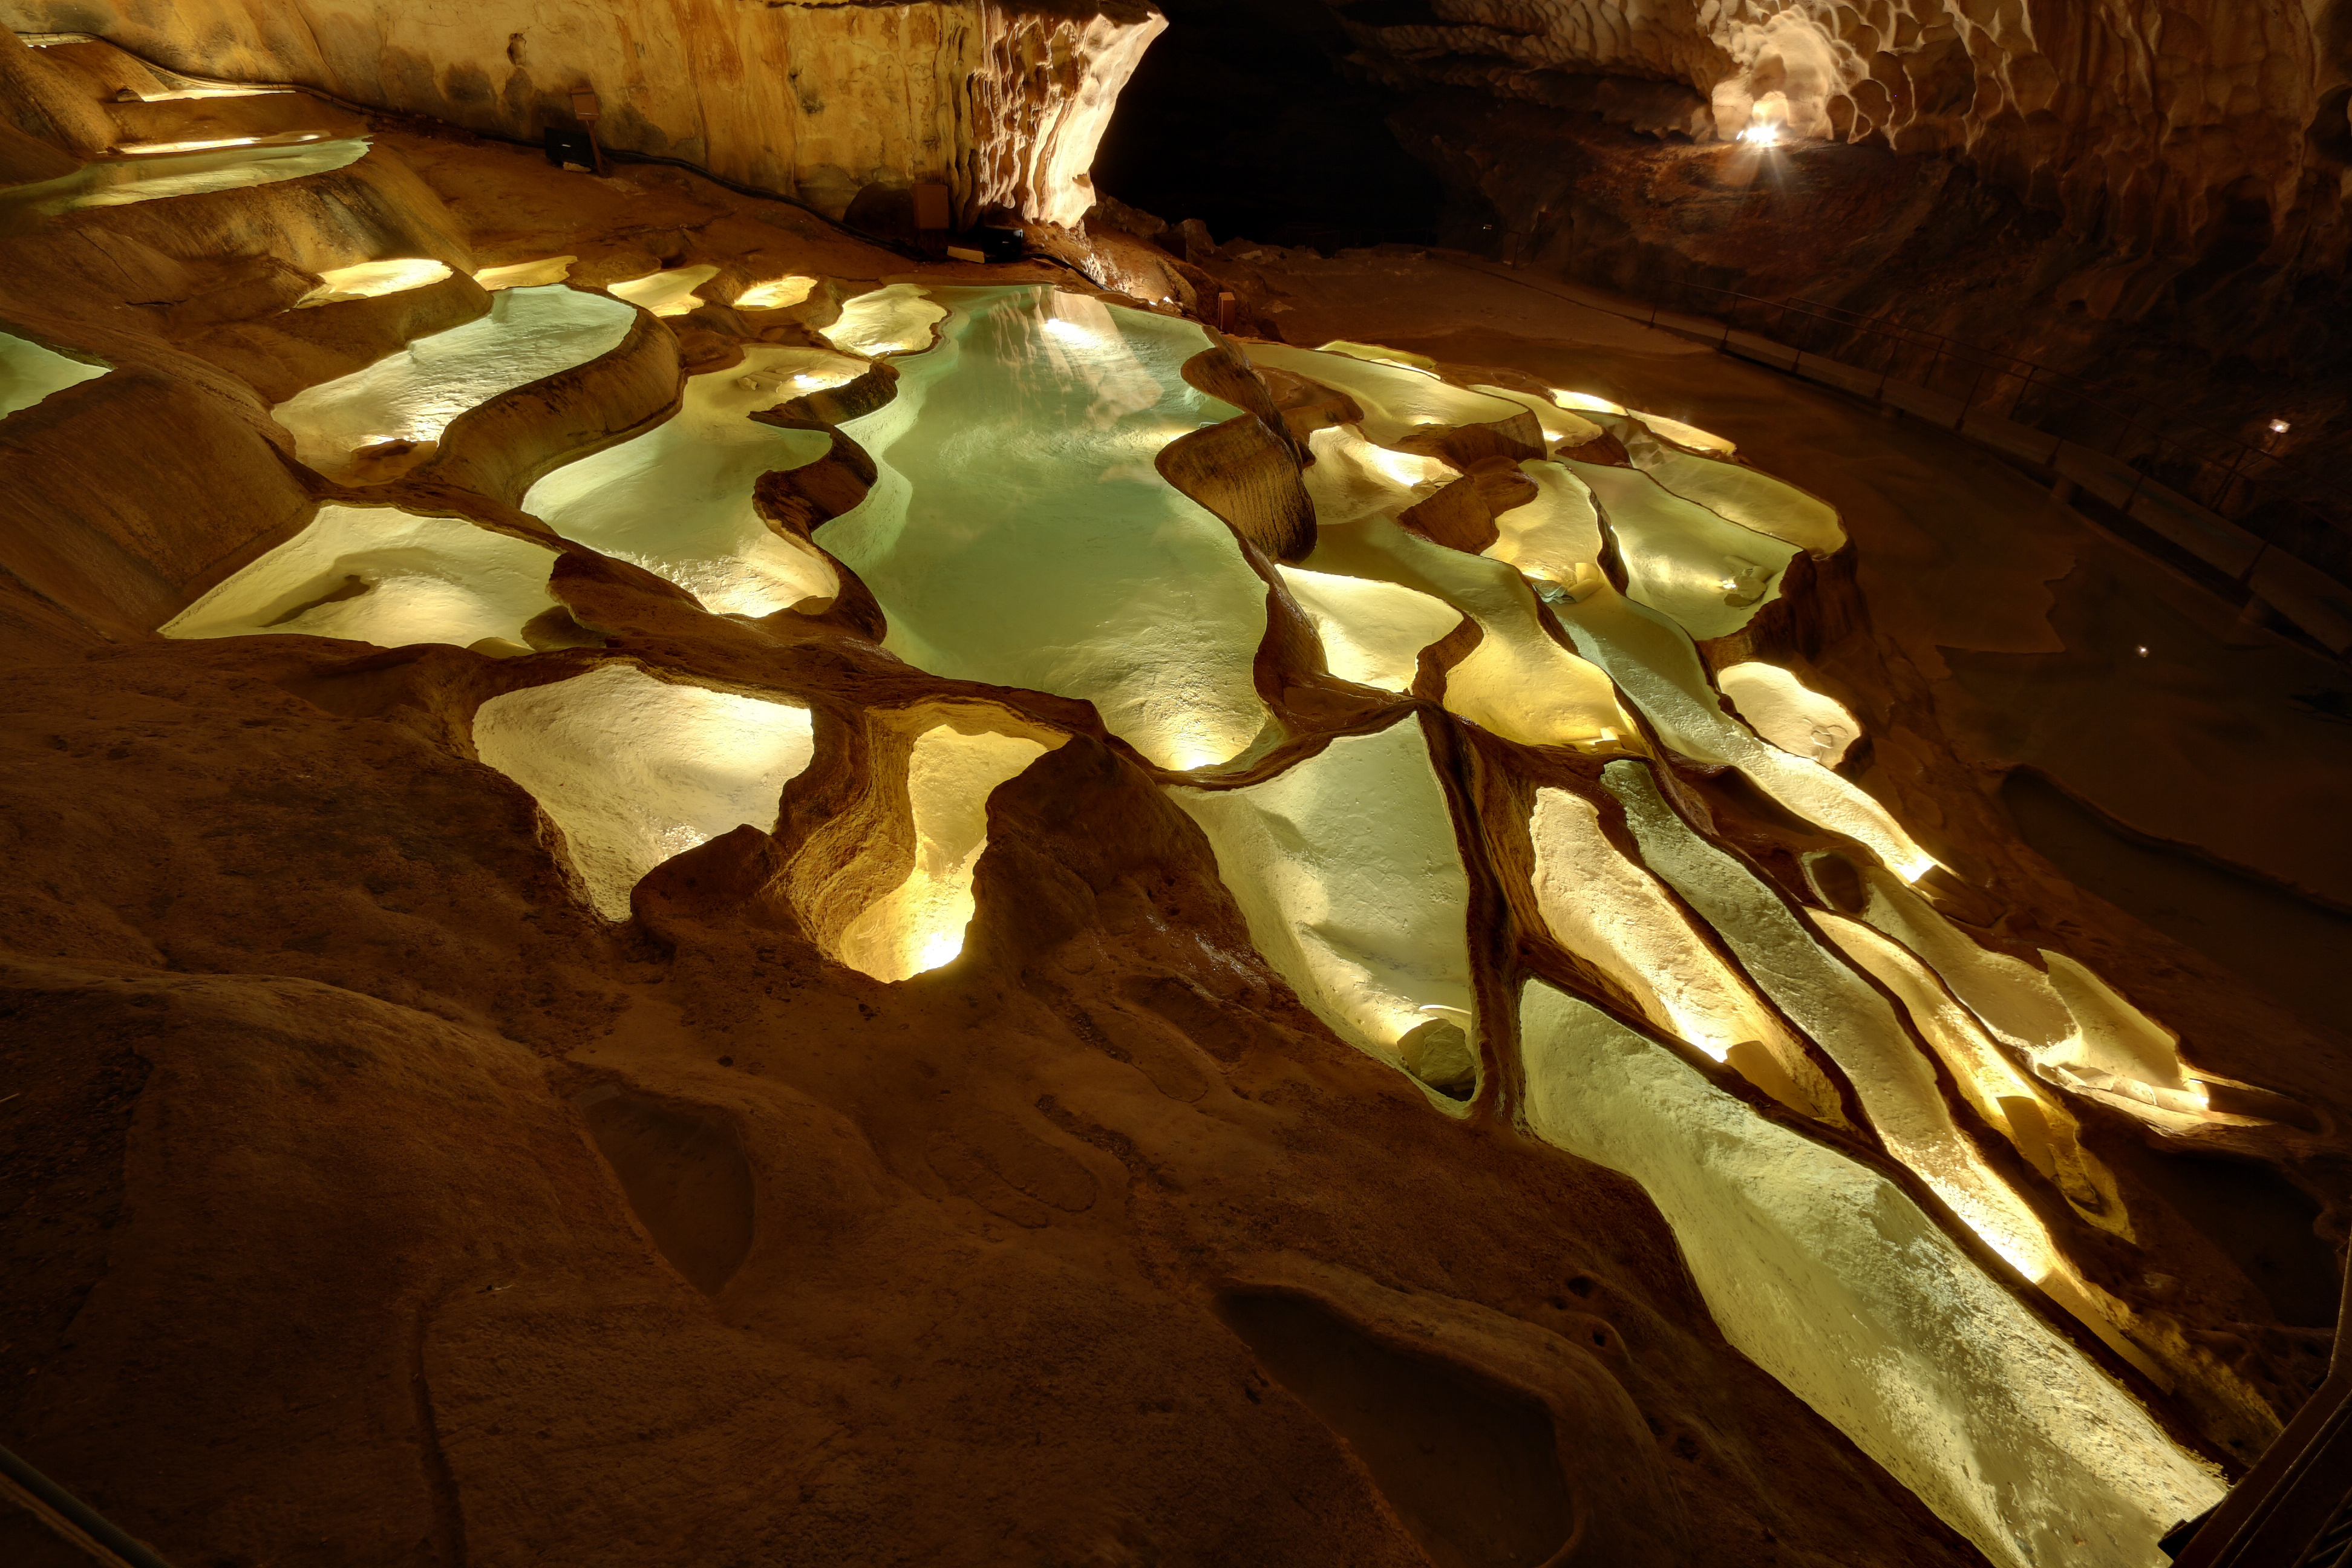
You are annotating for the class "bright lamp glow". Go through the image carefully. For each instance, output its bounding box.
[609,265,720,318]
[116,134,270,154]
[295,258,453,308]
[735,275,818,310]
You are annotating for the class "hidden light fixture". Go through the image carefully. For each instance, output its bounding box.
[115,134,270,154]
[568,87,606,175]
[734,275,818,310]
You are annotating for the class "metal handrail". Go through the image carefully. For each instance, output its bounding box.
[2167,1242,2352,1566]
[1675,279,2267,467]
[1537,261,2351,591]
[1,1445,178,1567]
[1456,251,2349,650]
[1662,278,2321,550]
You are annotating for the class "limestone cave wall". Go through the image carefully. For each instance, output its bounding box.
[1096,0,2352,596]
[1337,0,2343,265]
[0,0,1161,224]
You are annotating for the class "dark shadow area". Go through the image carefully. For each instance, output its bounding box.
[573,1085,755,1296]
[0,1001,149,1438]
[2000,768,2352,1042]
[2126,1151,2341,1327]
[1217,1289,1574,1568]
[1093,0,1441,251]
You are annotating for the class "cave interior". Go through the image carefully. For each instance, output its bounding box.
[3,4,2352,1568]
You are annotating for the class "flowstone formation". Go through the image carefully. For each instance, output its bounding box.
[1,27,2347,1568]
[0,0,1163,226]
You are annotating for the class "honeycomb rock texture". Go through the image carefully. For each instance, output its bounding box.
[1337,0,2337,261]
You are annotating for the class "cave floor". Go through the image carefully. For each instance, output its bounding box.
[4,110,2347,1568]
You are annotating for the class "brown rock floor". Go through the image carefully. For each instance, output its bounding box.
[3,122,2347,1568]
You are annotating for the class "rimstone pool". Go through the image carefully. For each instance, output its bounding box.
[157,273,2235,1568]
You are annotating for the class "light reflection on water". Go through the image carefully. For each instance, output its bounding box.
[0,137,370,230]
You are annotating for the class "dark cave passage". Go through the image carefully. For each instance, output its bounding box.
[1091,0,1442,250]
